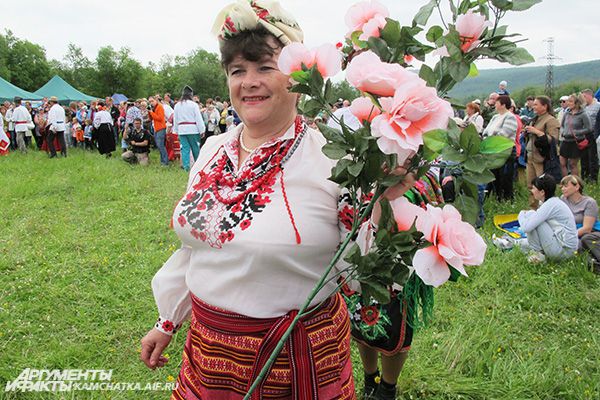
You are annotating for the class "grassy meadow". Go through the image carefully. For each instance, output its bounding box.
[0,149,599,400]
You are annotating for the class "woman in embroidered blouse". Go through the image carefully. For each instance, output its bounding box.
[140,2,413,399]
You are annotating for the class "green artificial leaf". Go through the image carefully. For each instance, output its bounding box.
[459,124,481,156]
[448,60,471,83]
[413,0,437,26]
[423,144,439,161]
[322,143,348,160]
[494,25,509,37]
[290,70,310,84]
[446,119,462,146]
[381,18,401,47]
[511,0,542,11]
[448,266,462,282]
[348,160,365,177]
[308,66,324,93]
[483,148,514,169]
[458,0,473,14]
[454,193,480,226]
[361,281,391,304]
[289,84,312,96]
[491,0,512,10]
[463,169,495,185]
[301,98,322,118]
[442,146,467,163]
[426,25,444,43]
[379,199,395,232]
[318,123,344,143]
[392,264,411,286]
[462,180,479,199]
[367,36,392,62]
[500,47,535,66]
[423,129,448,152]
[323,79,336,104]
[468,63,479,77]
[480,135,515,154]
[419,64,437,87]
[351,31,368,49]
[463,154,488,173]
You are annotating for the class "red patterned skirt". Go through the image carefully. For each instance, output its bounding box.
[171,293,356,400]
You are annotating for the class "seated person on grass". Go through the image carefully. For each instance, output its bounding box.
[517,174,578,263]
[560,174,600,273]
[122,118,150,166]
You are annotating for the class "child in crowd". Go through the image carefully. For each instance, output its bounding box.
[71,118,82,148]
[83,119,94,150]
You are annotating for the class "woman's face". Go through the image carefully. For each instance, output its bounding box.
[531,186,545,202]
[566,97,575,110]
[466,106,475,116]
[533,99,546,115]
[561,181,579,198]
[227,40,298,132]
[494,100,505,112]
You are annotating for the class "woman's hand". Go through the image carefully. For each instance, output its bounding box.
[140,328,172,370]
[525,125,543,137]
[372,166,417,225]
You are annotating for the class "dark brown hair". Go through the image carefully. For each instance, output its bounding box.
[535,95,554,116]
[496,95,511,109]
[219,26,283,71]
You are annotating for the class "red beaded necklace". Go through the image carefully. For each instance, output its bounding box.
[209,118,303,205]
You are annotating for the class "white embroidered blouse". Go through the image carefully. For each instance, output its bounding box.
[151,121,365,335]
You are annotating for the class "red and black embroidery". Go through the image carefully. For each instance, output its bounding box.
[176,118,306,248]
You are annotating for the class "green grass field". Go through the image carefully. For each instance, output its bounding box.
[1,149,599,400]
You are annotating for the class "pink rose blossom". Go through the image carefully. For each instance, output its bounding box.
[345,0,389,37]
[358,14,388,41]
[370,78,453,160]
[346,51,414,97]
[411,204,487,287]
[389,197,423,231]
[403,54,415,64]
[278,42,341,78]
[455,10,491,53]
[350,97,381,124]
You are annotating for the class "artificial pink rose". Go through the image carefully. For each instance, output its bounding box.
[358,14,388,41]
[277,42,314,75]
[403,54,415,64]
[278,42,341,78]
[412,204,487,287]
[455,10,491,53]
[312,43,342,78]
[370,78,453,158]
[346,51,413,97]
[350,97,381,124]
[389,197,423,231]
[345,0,389,36]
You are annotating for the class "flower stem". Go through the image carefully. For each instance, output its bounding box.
[243,186,384,399]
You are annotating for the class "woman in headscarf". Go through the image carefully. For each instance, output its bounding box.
[140,1,414,399]
[92,101,116,158]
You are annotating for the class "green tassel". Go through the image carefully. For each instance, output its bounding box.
[401,275,435,330]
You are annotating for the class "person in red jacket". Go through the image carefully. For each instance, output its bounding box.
[149,96,168,166]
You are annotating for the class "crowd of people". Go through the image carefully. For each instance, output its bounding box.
[0,93,238,171]
[453,81,600,271]
[2,31,599,400]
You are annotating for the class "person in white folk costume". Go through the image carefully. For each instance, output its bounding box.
[47,96,67,158]
[138,1,417,398]
[172,86,205,171]
[0,108,10,155]
[11,97,33,154]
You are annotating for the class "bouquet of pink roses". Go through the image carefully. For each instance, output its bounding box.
[245,0,540,397]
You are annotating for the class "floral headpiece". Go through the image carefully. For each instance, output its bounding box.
[211,0,304,45]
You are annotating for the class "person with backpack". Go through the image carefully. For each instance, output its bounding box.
[524,96,560,209]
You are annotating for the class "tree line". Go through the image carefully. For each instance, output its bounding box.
[0,30,360,103]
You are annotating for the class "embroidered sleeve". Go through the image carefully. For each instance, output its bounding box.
[151,246,192,335]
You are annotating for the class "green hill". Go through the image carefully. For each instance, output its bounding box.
[450,59,600,100]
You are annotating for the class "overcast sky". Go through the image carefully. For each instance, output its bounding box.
[1,0,597,71]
